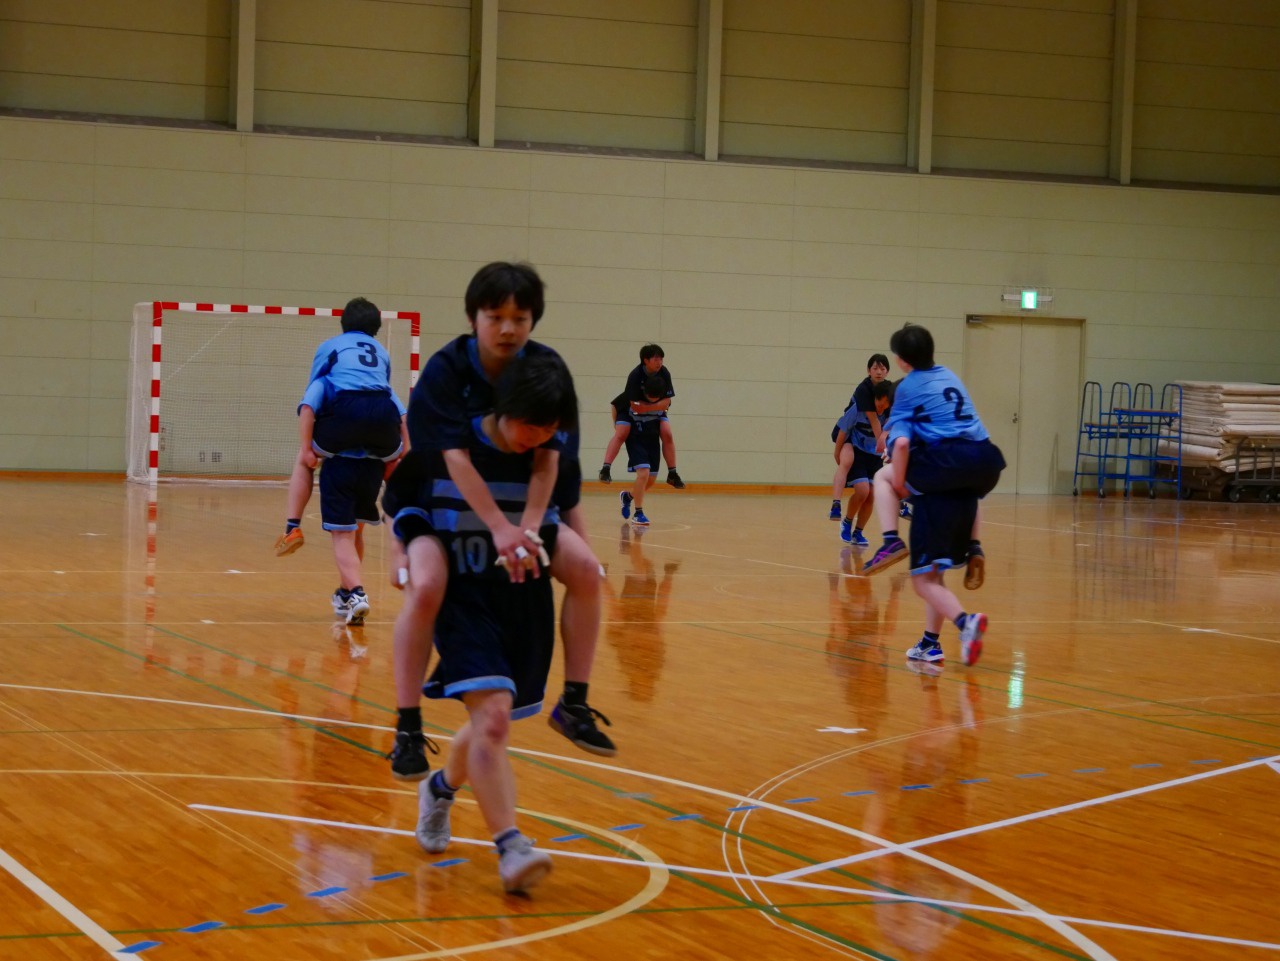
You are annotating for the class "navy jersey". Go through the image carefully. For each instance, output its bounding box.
[887,366,989,446]
[407,335,565,471]
[624,363,675,403]
[301,331,404,414]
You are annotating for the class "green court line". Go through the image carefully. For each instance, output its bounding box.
[0,726,279,736]
[51,622,1111,959]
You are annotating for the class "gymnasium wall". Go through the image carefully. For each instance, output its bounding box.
[0,0,1278,482]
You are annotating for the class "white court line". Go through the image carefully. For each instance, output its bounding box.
[0,846,131,958]
[192,803,1280,954]
[771,754,1278,882]
[1135,618,1280,647]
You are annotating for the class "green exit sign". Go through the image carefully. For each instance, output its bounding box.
[1021,289,1038,309]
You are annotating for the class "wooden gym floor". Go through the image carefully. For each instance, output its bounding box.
[1,477,1277,960]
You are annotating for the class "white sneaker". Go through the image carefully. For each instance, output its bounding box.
[959,612,987,666]
[498,835,552,893]
[416,780,453,854]
[334,589,370,625]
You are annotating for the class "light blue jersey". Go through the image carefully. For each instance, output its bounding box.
[886,366,989,446]
[299,331,405,415]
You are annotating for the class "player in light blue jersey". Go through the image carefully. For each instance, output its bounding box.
[861,324,1005,669]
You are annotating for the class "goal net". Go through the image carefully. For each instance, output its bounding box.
[127,302,420,484]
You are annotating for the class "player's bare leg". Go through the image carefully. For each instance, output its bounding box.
[599,419,630,481]
[660,419,685,488]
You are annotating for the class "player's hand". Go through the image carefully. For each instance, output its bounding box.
[388,534,409,591]
[492,523,544,582]
[875,438,886,454]
[301,447,319,469]
[383,454,402,480]
[892,482,909,500]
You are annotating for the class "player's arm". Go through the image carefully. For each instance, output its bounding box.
[297,404,319,468]
[867,411,886,453]
[442,448,541,582]
[630,397,672,414]
[889,436,910,498]
[519,447,558,532]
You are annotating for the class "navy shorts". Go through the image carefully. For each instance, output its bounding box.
[553,456,582,512]
[909,491,979,575]
[313,390,402,460]
[848,447,882,485]
[320,455,385,531]
[625,423,661,473]
[905,438,1005,498]
[424,560,557,720]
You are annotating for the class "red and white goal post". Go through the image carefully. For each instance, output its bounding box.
[127,301,421,485]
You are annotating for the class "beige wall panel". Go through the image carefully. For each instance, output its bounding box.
[256,46,467,103]
[536,265,662,308]
[934,92,1110,146]
[90,319,130,361]
[0,435,87,470]
[393,222,532,266]
[919,176,1056,217]
[1027,219,1138,259]
[0,278,93,320]
[254,92,468,138]
[94,207,245,250]
[933,136,1109,177]
[1138,13,1277,72]
[675,413,787,450]
[1133,259,1280,299]
[502,0,692,22]
[259,0,468,52]
[664,163,795,204]
[657,307,793,347]
[95,167,245,212]
[794,170,920,211]
[913,281,999,318]
[393,183,528,227]
[661,235,792,275]
[1137,62,1278,114]
[916,246,1026,285]
[0,356,92,398]
[1134,189,1280,230]
[0,120,94,162]
[529,228,663,271]
[241,252,388,297]
[673,380,789,418]
[94,127,246,174]
[0,318,91,358]
[790,314,907,354]
[1035,253,1136,293]
[788,345,883,389]
[246,137,392,181]
[91,245,242,288]
[791,242,918,283]
[529,155,666,198]
[918,213,1030,254]
[530,191,662,234]
[1135,105,1278,157]
[244,176,390,219]
[3,396,91,435]
[496,107,691,153]
[1133,293,1277,332]
[0,24,228,86]
[719,124,907,165]
[0,200,93,242]
[244,214,386,257]
[660,271,791,312]
[0,74,228,122]
[678,447,786,483]
[662,199,792,241]
[790,277,917,318]
[1127,223,1267,266]
[723,32,908,86]
[793,206,919,247]
[88,398,127,439]
[386,258,491,300]
[938,1,1112,56]
[721,77,908,132]
[0,238,92,281]
[0,160,95,204]
[655,341,784,383]
[1013,183,1142,224]
[88,358,128,400]
[392,146,530,189]
[499,11,696,73]
[937,47,1111,102]
[725,0,909,41]
[1132,150,1280,192]
[2,0,228,33]
[546,304,663,350]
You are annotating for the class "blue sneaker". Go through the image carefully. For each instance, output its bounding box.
[850,528,870,548]
[899,501,913,520]
[906,638,944,663]
[620,490,632,519]
[838,518,851,543]
[862,538,907,574]
[828,501,841,520]
[633,509,650,527]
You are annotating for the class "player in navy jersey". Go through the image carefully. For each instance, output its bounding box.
[617,374,668,527]
[390,352,576,894]
[274,297,407,559]
[830,354,890,523]
[861,324,1005,668]
[834,379,895,547]
[385,262,614,783]
[598,344,686,489]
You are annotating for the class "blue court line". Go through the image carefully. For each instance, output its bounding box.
[1190,759,1221,765]
[431,858,467,868]
[727,804,760,811]
[121,941,163,954]
[957,778,988,784]
[307,887,346,898]
[1131,762,1162,769]
[842,790,876,797]
[552,833,587,842]
[370,872,407,882]
[784,797,818,804]
[181,921,224,934]
[1073,768,1105,774]
[615,792,651,799]
[901,784,932,791]
[608,823,644,832]
[245,903,286,915]
[667,813,701,821]
[1015,772,1048,779]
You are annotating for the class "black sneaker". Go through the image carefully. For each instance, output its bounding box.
[598,464,612,483]
[666,469,686,489]
[548,700,617,757]
[387,730,439,781]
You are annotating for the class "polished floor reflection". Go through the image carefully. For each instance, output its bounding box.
[2,478,1277,960]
